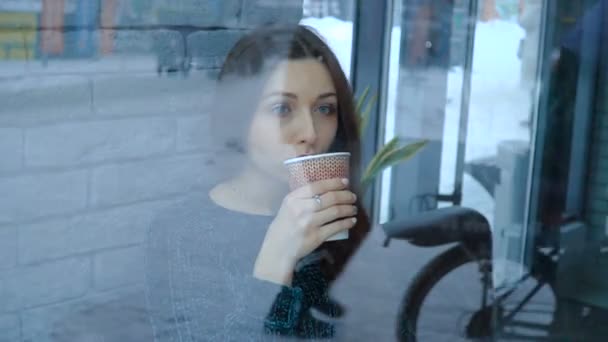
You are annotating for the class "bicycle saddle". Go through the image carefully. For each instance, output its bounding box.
[381,206,491,247]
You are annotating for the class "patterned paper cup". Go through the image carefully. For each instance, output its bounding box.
[283,152,351,241]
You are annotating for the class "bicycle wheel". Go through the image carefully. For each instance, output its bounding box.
[397,244,557,341]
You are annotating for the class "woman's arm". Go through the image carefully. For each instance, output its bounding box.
[253,238,297,286]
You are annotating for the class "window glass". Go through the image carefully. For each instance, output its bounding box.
[379,0,607,340]
[0,1,362,341]
[2,0,607,341]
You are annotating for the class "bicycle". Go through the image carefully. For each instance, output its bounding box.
[381,205,607,341]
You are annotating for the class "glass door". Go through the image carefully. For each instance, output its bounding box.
[379,0,549,289]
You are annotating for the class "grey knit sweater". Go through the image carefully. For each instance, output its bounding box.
[144,191,332,341]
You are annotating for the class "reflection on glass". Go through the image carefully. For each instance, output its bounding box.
[381,0,607,341]
[0,1,365,341]
[143,26,370,340]
[301,0,355,80]
[383,0,543,286]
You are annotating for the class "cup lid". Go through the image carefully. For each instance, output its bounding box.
[283,152,351,165]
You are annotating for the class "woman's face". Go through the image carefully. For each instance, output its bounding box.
[246,58,339,182]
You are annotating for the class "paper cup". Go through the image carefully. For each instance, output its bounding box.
[283,152,351,241]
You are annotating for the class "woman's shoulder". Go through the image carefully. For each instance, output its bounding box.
[147,190,221,237]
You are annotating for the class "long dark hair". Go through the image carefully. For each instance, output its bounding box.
[213,25,371,282]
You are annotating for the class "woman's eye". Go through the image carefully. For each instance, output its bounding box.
[316,104,337,116]
[270,103,291,116]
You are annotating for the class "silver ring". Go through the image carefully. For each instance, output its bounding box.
[313,194,322,209]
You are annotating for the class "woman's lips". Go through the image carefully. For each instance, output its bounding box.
[297,153,313,158]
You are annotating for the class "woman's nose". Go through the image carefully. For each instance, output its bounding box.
[293,111,317,144]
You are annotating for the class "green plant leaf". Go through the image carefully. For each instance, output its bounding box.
[353,86,427,193]
[356,87,371,135]
[361,140,429,189]
[358,93,377,136]
[379,140,428,169]
[362,137,400,180]
[362,93,377,117]
[355,86,370,116]
[360,138,401,191]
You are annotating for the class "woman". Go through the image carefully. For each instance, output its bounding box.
[145,25,371,340]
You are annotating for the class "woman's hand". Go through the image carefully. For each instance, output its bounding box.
[254,178,358,285]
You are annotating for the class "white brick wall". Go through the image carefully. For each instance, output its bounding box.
[25,118,175,167]
[92,76,209,116]
[0,128,22,173]
[0,227,16,270]
[186,30,245,69]
[0,257,91,313]
[1,77,91,120]
[0,314,20,342]
[0,171,88,224]
[0,67,220,342]
[0,61,216,342]
[90,154,214,207]
[0,2,303,340]
[17,200,170,265]
[241,0,303,28]
[177,115,214,152]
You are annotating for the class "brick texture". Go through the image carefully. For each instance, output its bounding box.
[1,2,304,340]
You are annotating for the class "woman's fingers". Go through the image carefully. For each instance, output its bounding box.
[318,216,357,243]
[281,178,359,250]
[310,204,358,227]
[292,178,349,198]
[318,190,357,209]
[298,190,357,213]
